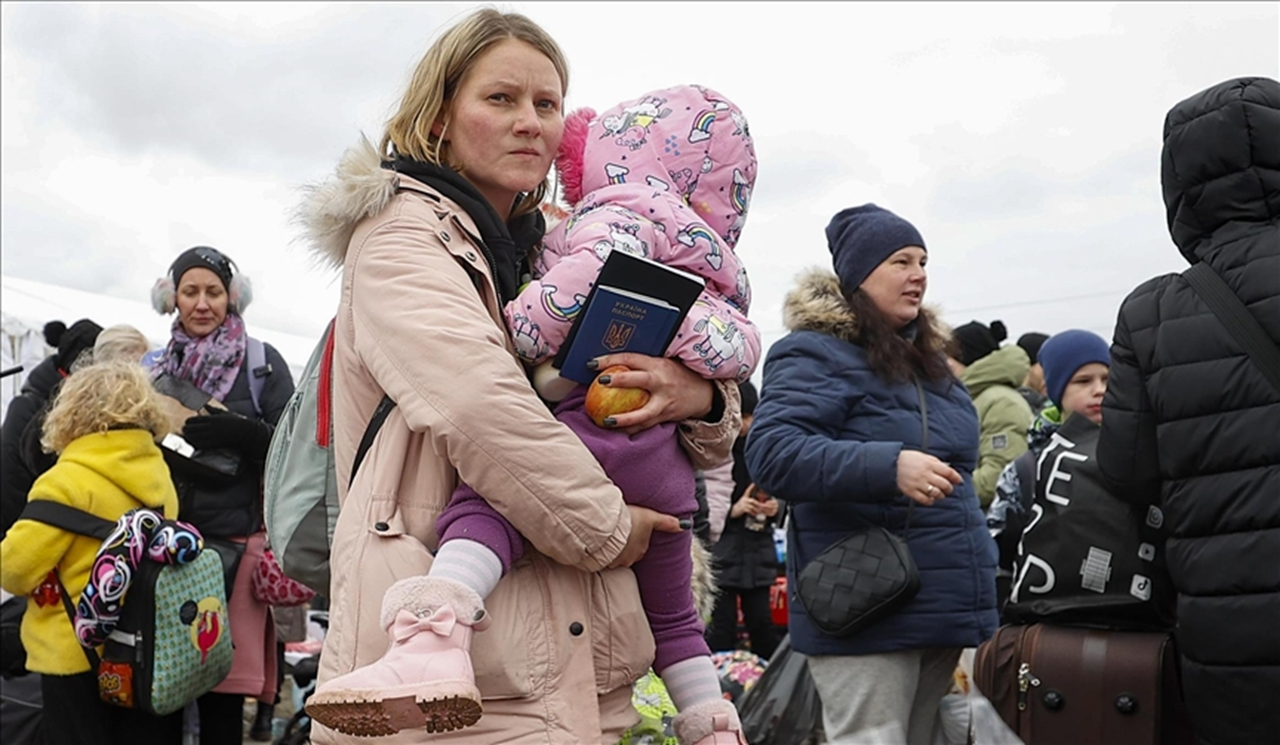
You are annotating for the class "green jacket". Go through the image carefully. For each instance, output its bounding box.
[961,345,1035,507]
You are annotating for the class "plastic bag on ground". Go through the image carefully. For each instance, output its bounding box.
[737,634,822,745]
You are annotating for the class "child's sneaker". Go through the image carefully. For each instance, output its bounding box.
[306,577,489,737]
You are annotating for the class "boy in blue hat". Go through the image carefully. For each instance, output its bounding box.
[986,330,1110,605]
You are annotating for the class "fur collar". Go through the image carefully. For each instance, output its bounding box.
[293,136,398,269]
[783,269,861,341]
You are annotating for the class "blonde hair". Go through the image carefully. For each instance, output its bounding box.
[93,325,151,365]
[42,362,170,454]
[381,8,569,217]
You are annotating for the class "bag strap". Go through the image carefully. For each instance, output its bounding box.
[905,380,932,534]
[318,319,397,488]
[246,336,268,418]
[1014,449,1036,510]
[351,396,396,488]
[21,501,111,671]
[1183,261,1280,395]
[53,569,100,671]
[19,500,115,540]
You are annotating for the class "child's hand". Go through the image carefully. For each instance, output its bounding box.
[588,353,712,433]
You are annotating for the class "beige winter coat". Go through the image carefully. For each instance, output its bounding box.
[297,139,739,744]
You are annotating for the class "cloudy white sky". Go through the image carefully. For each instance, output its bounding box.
[2,1,1278,376]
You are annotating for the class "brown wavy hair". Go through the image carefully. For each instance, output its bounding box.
[844,289,956,384]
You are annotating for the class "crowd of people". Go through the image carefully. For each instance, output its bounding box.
[0,7,1275,745]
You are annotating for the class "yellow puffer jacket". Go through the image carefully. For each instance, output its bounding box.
[0,429,177,675]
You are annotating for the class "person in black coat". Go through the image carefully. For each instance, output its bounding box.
[705,380,780,661]
[0,319,102,540]
[1097,76,1280,745]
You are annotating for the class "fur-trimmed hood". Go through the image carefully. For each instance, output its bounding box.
[294,137,399,269]
[782,268,861,341]
[782,267,949,351]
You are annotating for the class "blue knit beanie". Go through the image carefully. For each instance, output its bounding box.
[1039,330,1111,408]
[826,204,926,293]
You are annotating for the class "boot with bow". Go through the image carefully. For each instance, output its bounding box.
[672,698,749,745]
[306,576,489,737]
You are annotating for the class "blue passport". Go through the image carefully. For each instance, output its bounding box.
[555,251,705,385]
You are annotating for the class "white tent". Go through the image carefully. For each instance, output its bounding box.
[1,274,314,415]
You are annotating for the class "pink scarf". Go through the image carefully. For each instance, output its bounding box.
[154,313,247,404]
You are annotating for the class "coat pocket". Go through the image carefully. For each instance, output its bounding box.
[591,567,656,693]
[470,558,547,700]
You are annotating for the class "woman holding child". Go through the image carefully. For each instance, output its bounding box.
[295,8,743,744]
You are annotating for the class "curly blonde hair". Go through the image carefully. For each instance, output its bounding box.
[42,362,170,454]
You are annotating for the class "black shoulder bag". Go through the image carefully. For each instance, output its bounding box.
[793,381,928,637]
[1183,261,1280,395]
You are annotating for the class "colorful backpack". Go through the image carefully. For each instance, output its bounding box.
[20,502,233,716]
[263,320,395,594]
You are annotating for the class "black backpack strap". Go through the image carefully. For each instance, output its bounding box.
[19,501,115,540]
[20,500,112,671]
[53,569,101,670]
[350,396,397,489]
[1014,450,1037,511]
[1184,262,1280,395]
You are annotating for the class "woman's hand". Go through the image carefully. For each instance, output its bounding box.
[731,483,779,518]
[182,410,272,460]
[589,353,713,434]
[609,505,686,569]
[897,450,963,506]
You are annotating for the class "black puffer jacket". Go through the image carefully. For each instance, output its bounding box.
[1098,77,1280,745]
[711,437,778,589]
[0,357,60,540]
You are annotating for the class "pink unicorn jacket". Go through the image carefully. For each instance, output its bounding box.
[505,84,761,383]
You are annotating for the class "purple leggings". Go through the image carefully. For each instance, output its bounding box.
[436,385,708,672]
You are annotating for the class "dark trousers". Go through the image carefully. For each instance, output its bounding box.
[706,585,780,661]
[40,671,183,745]
[198,691,246,744]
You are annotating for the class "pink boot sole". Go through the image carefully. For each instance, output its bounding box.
[307,680,482,737]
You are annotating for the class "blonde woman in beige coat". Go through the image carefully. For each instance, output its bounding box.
[295,9,740,745]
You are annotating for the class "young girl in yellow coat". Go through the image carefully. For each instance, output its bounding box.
[0,361,183,744]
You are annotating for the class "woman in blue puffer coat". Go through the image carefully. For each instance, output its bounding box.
[745,204,997,745]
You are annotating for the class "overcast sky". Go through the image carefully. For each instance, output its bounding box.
[3,1,1278,376]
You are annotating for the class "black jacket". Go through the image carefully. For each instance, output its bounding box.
[165,341,295,539]
[0,357,60,540]
[1098,77,1280,745]
[711,436,778,589]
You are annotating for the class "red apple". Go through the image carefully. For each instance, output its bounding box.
[584,365,650,427]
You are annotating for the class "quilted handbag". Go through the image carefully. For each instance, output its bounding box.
[795,519,920,637]
[793,380,932,637]
[252,548,316,607]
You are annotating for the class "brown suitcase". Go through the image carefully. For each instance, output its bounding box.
[973,624,1193,745]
